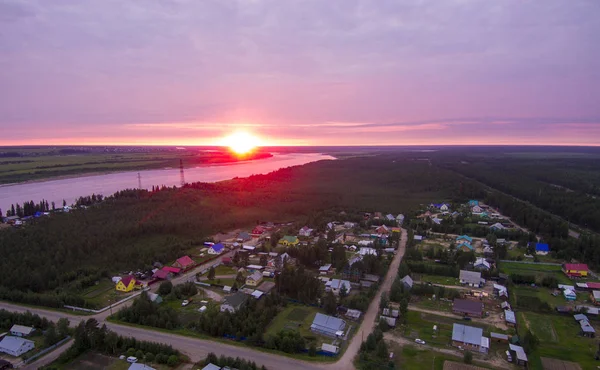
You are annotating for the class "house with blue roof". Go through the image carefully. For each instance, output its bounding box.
[456,235,473,243]
[535,243,550,255]
[468,200,479,207]
[208,243,225,255]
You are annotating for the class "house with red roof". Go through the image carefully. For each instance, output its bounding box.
[162,266,181,274]
[563,263,589,278]
[115,275,138,292]
[152,269,171,280]
[173,255,195,270]
[251,226,265,237]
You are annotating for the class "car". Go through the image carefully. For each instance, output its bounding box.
[415,339,425,345]
[182,300,189,306]
[127,356,138,363]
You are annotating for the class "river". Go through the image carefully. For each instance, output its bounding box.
[0,153,334,211]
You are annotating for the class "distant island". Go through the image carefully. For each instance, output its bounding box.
[0,146,273,185]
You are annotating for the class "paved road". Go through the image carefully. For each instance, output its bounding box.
[0,230,408,370]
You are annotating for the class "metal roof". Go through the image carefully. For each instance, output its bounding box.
[452,324,483,346]
[453,299,484,315]
[129,364,157,370]
[10,325,34,335]
[459,270,482,285]
[201,364,222,370]
[319,264,332,271]
[491,332,509,340]
[311,313,346,333]
[505,310,516,324]
[400,275,413,288]
[509,344,528,362]
[0,336,34,353]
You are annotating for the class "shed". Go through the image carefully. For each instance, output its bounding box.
[505,310,516,326]
[9,325,34,337]
[490,332,509,342]
[508,344,528,365]
[321,343,340,354]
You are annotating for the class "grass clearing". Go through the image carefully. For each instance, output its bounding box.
[499,262,572,284]
[513,285,587,309]
[413,273,460,286]
[266,304,328,344]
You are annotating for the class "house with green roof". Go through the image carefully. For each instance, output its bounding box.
[280,235,300,246]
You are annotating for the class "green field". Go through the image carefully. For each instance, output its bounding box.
[499,262,572,284]
[79,280,126,308]
[266,305,326,344]
[390,344,497,370]
[519,311,598,369]
[414,274,460,286]
[513,285,586,309]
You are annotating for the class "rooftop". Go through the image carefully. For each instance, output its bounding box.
[451,323,483,346]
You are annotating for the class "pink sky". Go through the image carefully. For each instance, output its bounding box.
[1,1,599,146]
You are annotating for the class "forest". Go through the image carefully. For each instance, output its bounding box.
[1,149,600,309]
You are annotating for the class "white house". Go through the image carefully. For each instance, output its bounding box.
[474,258,491,270]
[396,214,405,225]
[208,243,225,255]
[358,247,377,256]
[440,204,450,212]
[10,325,35,337]
[299,226,313,237]
[0,336,35,356]
[472,205,483,213]
[325,279,351,295]
[358,240,373,247]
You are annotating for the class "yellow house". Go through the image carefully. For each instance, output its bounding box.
[245,271,263,287]
[115,276,137,292]
[280,235,300,246]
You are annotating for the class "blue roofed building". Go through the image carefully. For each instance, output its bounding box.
[535,243,550,255]
[457,242,474,252]
[208,243,225,255]
[310,313,346,338]
[451,324,489,353]
[456,235,473,243]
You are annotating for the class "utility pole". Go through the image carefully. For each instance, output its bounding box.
[137,173,142,189]
[179,159,185,186]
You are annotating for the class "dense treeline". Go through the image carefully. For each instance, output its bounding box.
[197,353,267,370]
[117,291,180,329]
[44,319,181,369]
[4,199,51,217]
[356,328,395,370]
[1,155,464,308]
[439,156,600,232]
[274,267,323,304]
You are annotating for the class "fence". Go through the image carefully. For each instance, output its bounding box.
[499,260,561,266]
[24,336,71,364]
[64,291,142,314]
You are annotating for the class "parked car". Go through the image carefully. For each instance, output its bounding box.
[182,300,190,306]
[127,357,138,363]
[415,339,425,345]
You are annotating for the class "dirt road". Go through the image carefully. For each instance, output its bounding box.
[407,305,508,331]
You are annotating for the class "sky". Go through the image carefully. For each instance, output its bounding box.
[1,0,599,146]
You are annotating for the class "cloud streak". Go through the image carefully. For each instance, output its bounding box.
[0,0,599,145]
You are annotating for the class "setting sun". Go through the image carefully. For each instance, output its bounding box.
[220,131,262,154]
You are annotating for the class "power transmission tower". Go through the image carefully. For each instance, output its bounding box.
[180,159,185,186]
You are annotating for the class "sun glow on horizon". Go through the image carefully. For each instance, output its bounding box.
[219,130,263,154]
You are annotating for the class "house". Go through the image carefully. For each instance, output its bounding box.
[580,319,596,338]
[459,270,484,288]
[473,258,491,270]
[501,301,511,310]
[563,263,589,277]
[440,204,450,212]
[220,292,248,313]
[456,235,473,243]
[326,279,351,295]
[129,364,156,370]
[173,255,195,270]
[152,269,171,280]
[116,275,138,292]
[376,225,390,234]
[251,226,265,236]
[383,308,399,318]
[453,299,484,318]
[414,235,424,242]
[237,231,251,242]
[345,309,362,321]
[490,222,505,231]
[385,214,395,222]
[208,243,225,255]
[321,343,340,354]
[147,292,163,304]
[535,243,550,255]
[357,240,373,247]
[494,284,508,299]
[310,313,346,338]
[245,271,263,287]
[591,291,600,305]
[280,236,299,246]
[9,325,34,337]
[380,316,396,327]
[451,324,488,353]
[358,247,377,256]
[162,266,181,275]
[299,226,313,237]
[490,332,509,343]
[201,364,222,370]
[396,214,405,225]
[251,290,264,299]
[564,289,577,301]
[400,275,413,289]
[468,200,479,207]
[509,344,528,366]
[483,246,494,257]
[505,310,516,327]
[472,205,483,213]
[457,242,473,252]
[0,336,35,357]
[319,264,332,275]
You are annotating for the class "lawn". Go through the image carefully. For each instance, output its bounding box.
[499,262,572,284]
[204,278,236,287]
[519,311,598,369]
[413,273,460,286]
[412,298,453,313]
[391,344,496,370]
[213,265,237,275]
[513,285,589,309]
[78,280,125,308]
[266,305,327,344]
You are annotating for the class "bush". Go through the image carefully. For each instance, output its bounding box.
[308,342,316,357]
[463,350,473,364]
[167,355,180,366]
[145,352,155,362]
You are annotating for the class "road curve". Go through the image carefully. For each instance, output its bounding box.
[0,229,408,370]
